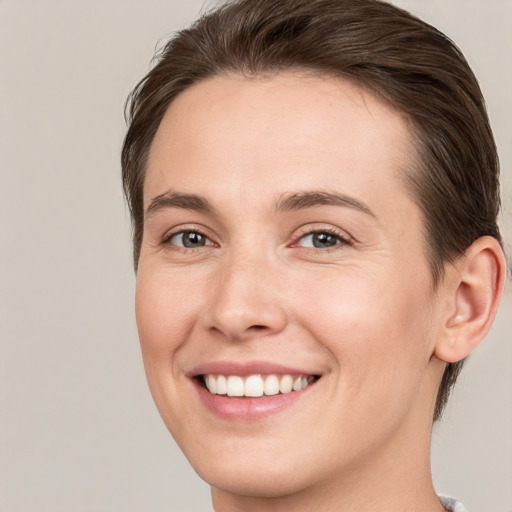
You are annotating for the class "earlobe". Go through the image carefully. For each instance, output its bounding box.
[434,236,507,363]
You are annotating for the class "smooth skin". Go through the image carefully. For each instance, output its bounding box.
[136,72,506,512]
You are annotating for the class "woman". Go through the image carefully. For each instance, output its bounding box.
[121,1,506,510]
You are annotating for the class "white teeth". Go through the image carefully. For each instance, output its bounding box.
[264,375,280,395]
[292,376,302,391]
[203,373,316,397]
[245,375,264,397]
[226,376,244,397]
[279,374,293,393]
[207,375,217,394]
[216,374,227,395]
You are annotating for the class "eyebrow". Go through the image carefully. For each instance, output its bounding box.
[145,190,215,219]
[274,191,375,217]
[145,189,376,220]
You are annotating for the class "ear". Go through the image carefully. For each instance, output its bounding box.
[434,236,507,363]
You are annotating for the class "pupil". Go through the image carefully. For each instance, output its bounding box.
[314,232,337,248]
[183,232,205,247]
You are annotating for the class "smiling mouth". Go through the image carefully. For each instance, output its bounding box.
[200,374,319,398]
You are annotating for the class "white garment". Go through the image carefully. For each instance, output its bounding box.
[439,496,467,512]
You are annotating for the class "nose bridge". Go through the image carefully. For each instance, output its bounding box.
[205,243,287,340]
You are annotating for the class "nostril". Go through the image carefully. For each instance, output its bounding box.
[204,296,288,340]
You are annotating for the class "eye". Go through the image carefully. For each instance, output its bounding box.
[166,230,213,248]
[296,230,349,249]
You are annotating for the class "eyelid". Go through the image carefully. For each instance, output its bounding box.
[161,224,218,247]
[169,231,214,247]
[290,225,352,249]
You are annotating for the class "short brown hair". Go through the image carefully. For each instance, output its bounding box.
[121,0,502,421]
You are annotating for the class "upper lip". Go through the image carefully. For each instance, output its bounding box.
[188,360,321,377]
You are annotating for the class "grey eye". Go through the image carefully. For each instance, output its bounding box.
[170,231,211,248]
[298,232,344,249]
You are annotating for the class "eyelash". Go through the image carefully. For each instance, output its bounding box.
[161,226,351,252]
[162,228,215,251]
[292,227,352,250]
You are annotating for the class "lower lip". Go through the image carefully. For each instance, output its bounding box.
[193,379,315,420]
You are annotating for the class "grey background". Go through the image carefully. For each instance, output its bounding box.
[0,1,510,511]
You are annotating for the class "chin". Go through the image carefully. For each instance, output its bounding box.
[179,432,334,501]
[199,462,309,499]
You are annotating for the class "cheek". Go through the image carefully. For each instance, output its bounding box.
[135,268,198,365]
[293,266,436,394]
[134,268,203,433]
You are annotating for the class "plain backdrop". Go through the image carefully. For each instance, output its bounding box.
[0,1,510,511]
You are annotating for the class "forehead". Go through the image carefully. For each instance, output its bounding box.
[145,72,417,220]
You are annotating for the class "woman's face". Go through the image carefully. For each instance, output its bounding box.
[136,73,446,499]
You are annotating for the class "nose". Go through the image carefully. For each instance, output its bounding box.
[202,251,288,342]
